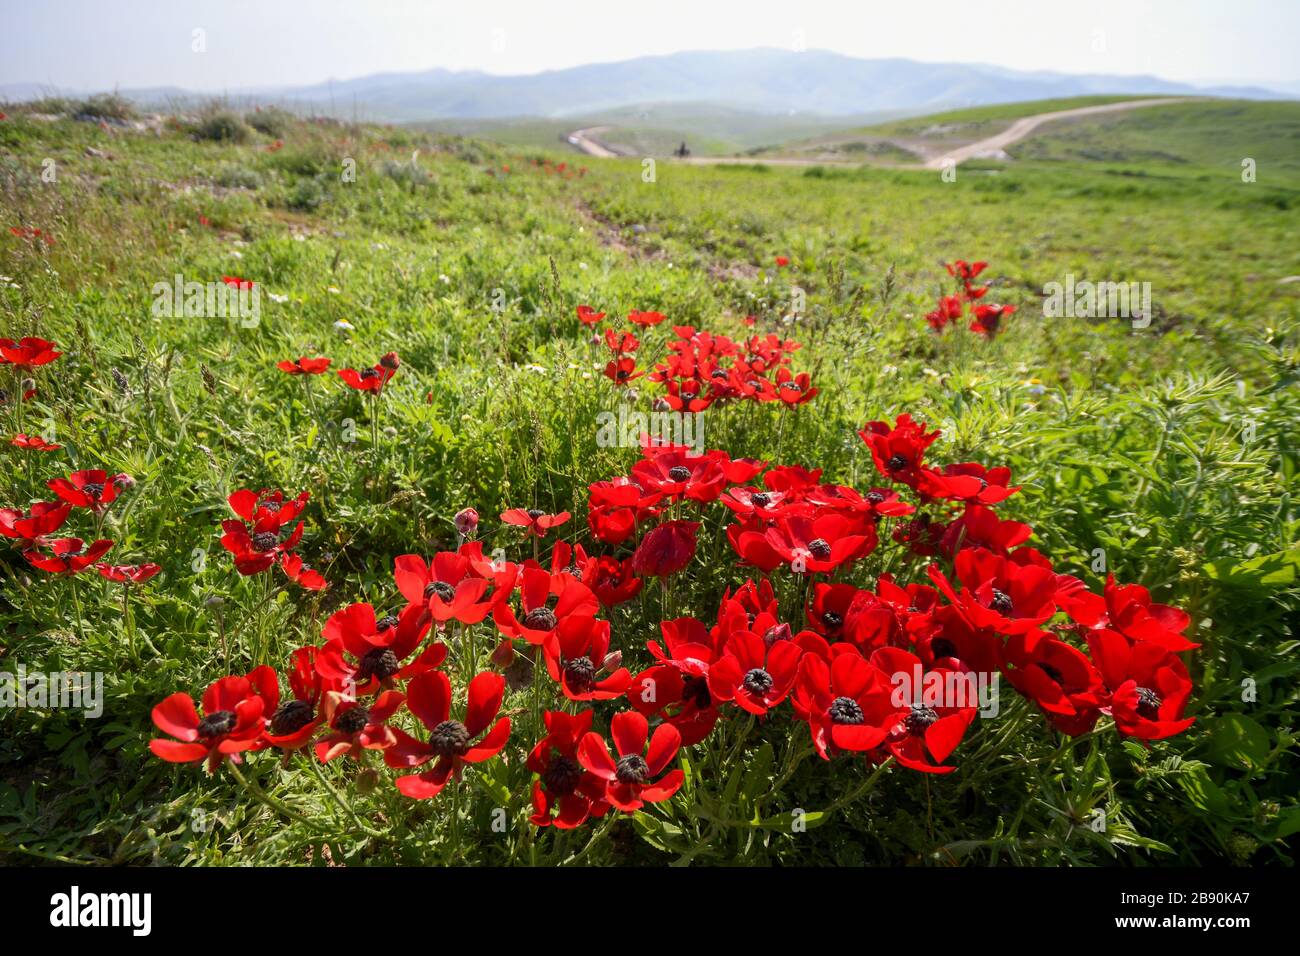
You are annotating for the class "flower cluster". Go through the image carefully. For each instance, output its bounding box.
[925,259,1018,337]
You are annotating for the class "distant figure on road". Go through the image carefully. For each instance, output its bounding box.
[674,141,690,158]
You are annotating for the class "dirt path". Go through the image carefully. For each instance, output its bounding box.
[565,97,1199,169]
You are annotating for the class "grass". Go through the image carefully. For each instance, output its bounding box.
[0,102,1297,866]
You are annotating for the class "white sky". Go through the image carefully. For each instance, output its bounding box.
[2,0,1296,91]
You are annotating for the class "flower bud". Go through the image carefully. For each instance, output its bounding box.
[454,507,479,538]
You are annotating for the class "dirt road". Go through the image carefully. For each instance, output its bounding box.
[565,97,1198,169]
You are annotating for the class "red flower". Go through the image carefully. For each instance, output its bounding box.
[0,337,61,367]
[315,689,406,762]
[918,462,1020,505]
[0,501,71,547]
[338,359,396,392]
[10,433,61,451]
[25,537,114,574]
[774,255,790,267]
[393,548,506,624]
[872,646,978,774]
[454,507,479,537]
[577,304,606,325]
[386,671,511,799]
[604,328,640,353]
[627,310,667,327]
[929,547,1062,637]
[219,488,309,575]
[603,356,643,384]
[773,367,818,405]
[1088,629,1195,741]
[859,414,941,488]
[578,711,684,812]
[260,647,328,751]
[631,449,727,503]
[940,504,1032,558]
[48,469,130,513]
[1063,575,1198,652]
[277,356,332,375]
[494,564,599,645]
[316,602,443,693]
[945,260,988,281]
[279,552,327,590]
[707,630,804,715]
[149,675,267,772]
[96,562,161,584]
[528,710,611,828]
[544,616,631,701]
[1002,633,1104,737]
[501,507,570,536]
[926,295,964,331]
[586,554,643,607]
[969,303,1015,337]
[757,513,875,575]
[631,520,700,577]
[793,651,895,759]
[221,275,254,290]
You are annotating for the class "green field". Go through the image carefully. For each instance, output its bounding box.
[1,97,1298,866]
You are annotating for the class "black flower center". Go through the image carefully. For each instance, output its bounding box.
[930,638,958,659]
[424,581,455,603]
[1135,687,1163,720]
[429,719,471,757]
[904,704,939,736]
[360,368,381,380]
[252,531,280,552]
[822,610,843,631]
[989,589,1014,615]
[376,614,400,631]
[780,380,802,392]
[82,482,105,498]
[197,710,237,739]
[742,668,774,696]
[526,508,544,519]
[749,492,772,508]
[357,647,400,681]
[563,656,596,693]
[682,675,711,709]
[829,696,865,725]
[542,755,583,796]
[335,706,370,734]
[269,699,315,736]
[615,753,650,785]
[807,538,832,559]
[564,564,583,582]
[667,466,692,482]
[886,454,908,472]
[522,607,557,632]
[866,491,884,504]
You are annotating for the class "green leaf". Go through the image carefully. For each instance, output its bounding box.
[1200,714,1271,771]
[1202,548,1300,589]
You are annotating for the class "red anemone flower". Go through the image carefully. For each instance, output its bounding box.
[96,562,161,584]
[577,304,606,325]
[501,507,571,536]
[528,710,611,829]
[969,303,1015,337]
[1087,628,1195,741]
[149,675,267,772]
[604,356,643,384]
[793,651,895,759]
[279,552,328,590]
[586,554,643,607]
[578,711,684,812]
[221,275,254,290]
[259,647,329,751]
[393,549,505,624]
[10,433,61,451]
[774,255,790,267]
[604,328,640,353]
[627,310,667,327]
[631,520,700,577]
[316,601,443,693]
[859,414,942,488]
[277,356,332,375]
[707,630,804,715]
[338,359,396,392]
[494,564,599,645]
[385,670,511,799]
[0,501,71,547]
[48,469,130,513]
[314,689,407,762]
[25,537,114,574]
[0,337,61,367]
[872,646,978,774]
[543,616,631,701]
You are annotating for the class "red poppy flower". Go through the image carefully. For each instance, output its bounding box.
[577,304,606,325]
[925,295,964,332]
[259,647,329,750]
[859,414,942,488]
[603,356,643,384]
[578,711,684,812]
[793,651,895,759]
[149,675,267,772]
[25,537,114,574]
[338,362,395,392]
[279,552,327,590]
[221,275,254,289]
[277,356,332,375]
[494,565,599,645]
[772,367,818,405]
[969,303,1016,337]
[918,462,1020,505]
[627,310,667,327]
[871,646,978,774]
[315,689,407,762]
[631,450,727,503]
[501,507,571,536]
[1002,632,1104,737]
[96,562,161,584]
[586,554,643,607]
[219,489,310,575]
[760,513,875,575]
[385,670,511,799]
[528,710,611,828]
[604,328,640,353]
[47,469,130,514]
[10,433,61,451]
[393,548,506,624]
[774,255,790,267]
[929,547,1062,637]
[316,601,443,693]
[1062,575,1199,652]
[0,501,71,547]
[707,630,804,715]
[543,616,631,701]
[631,520,700,577]
[0,337,61,367]
[1087,629,1195,741]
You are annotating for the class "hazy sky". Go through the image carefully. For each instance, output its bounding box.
[3,0,1297,91]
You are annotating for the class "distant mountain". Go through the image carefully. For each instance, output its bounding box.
[2,49,1290,122]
